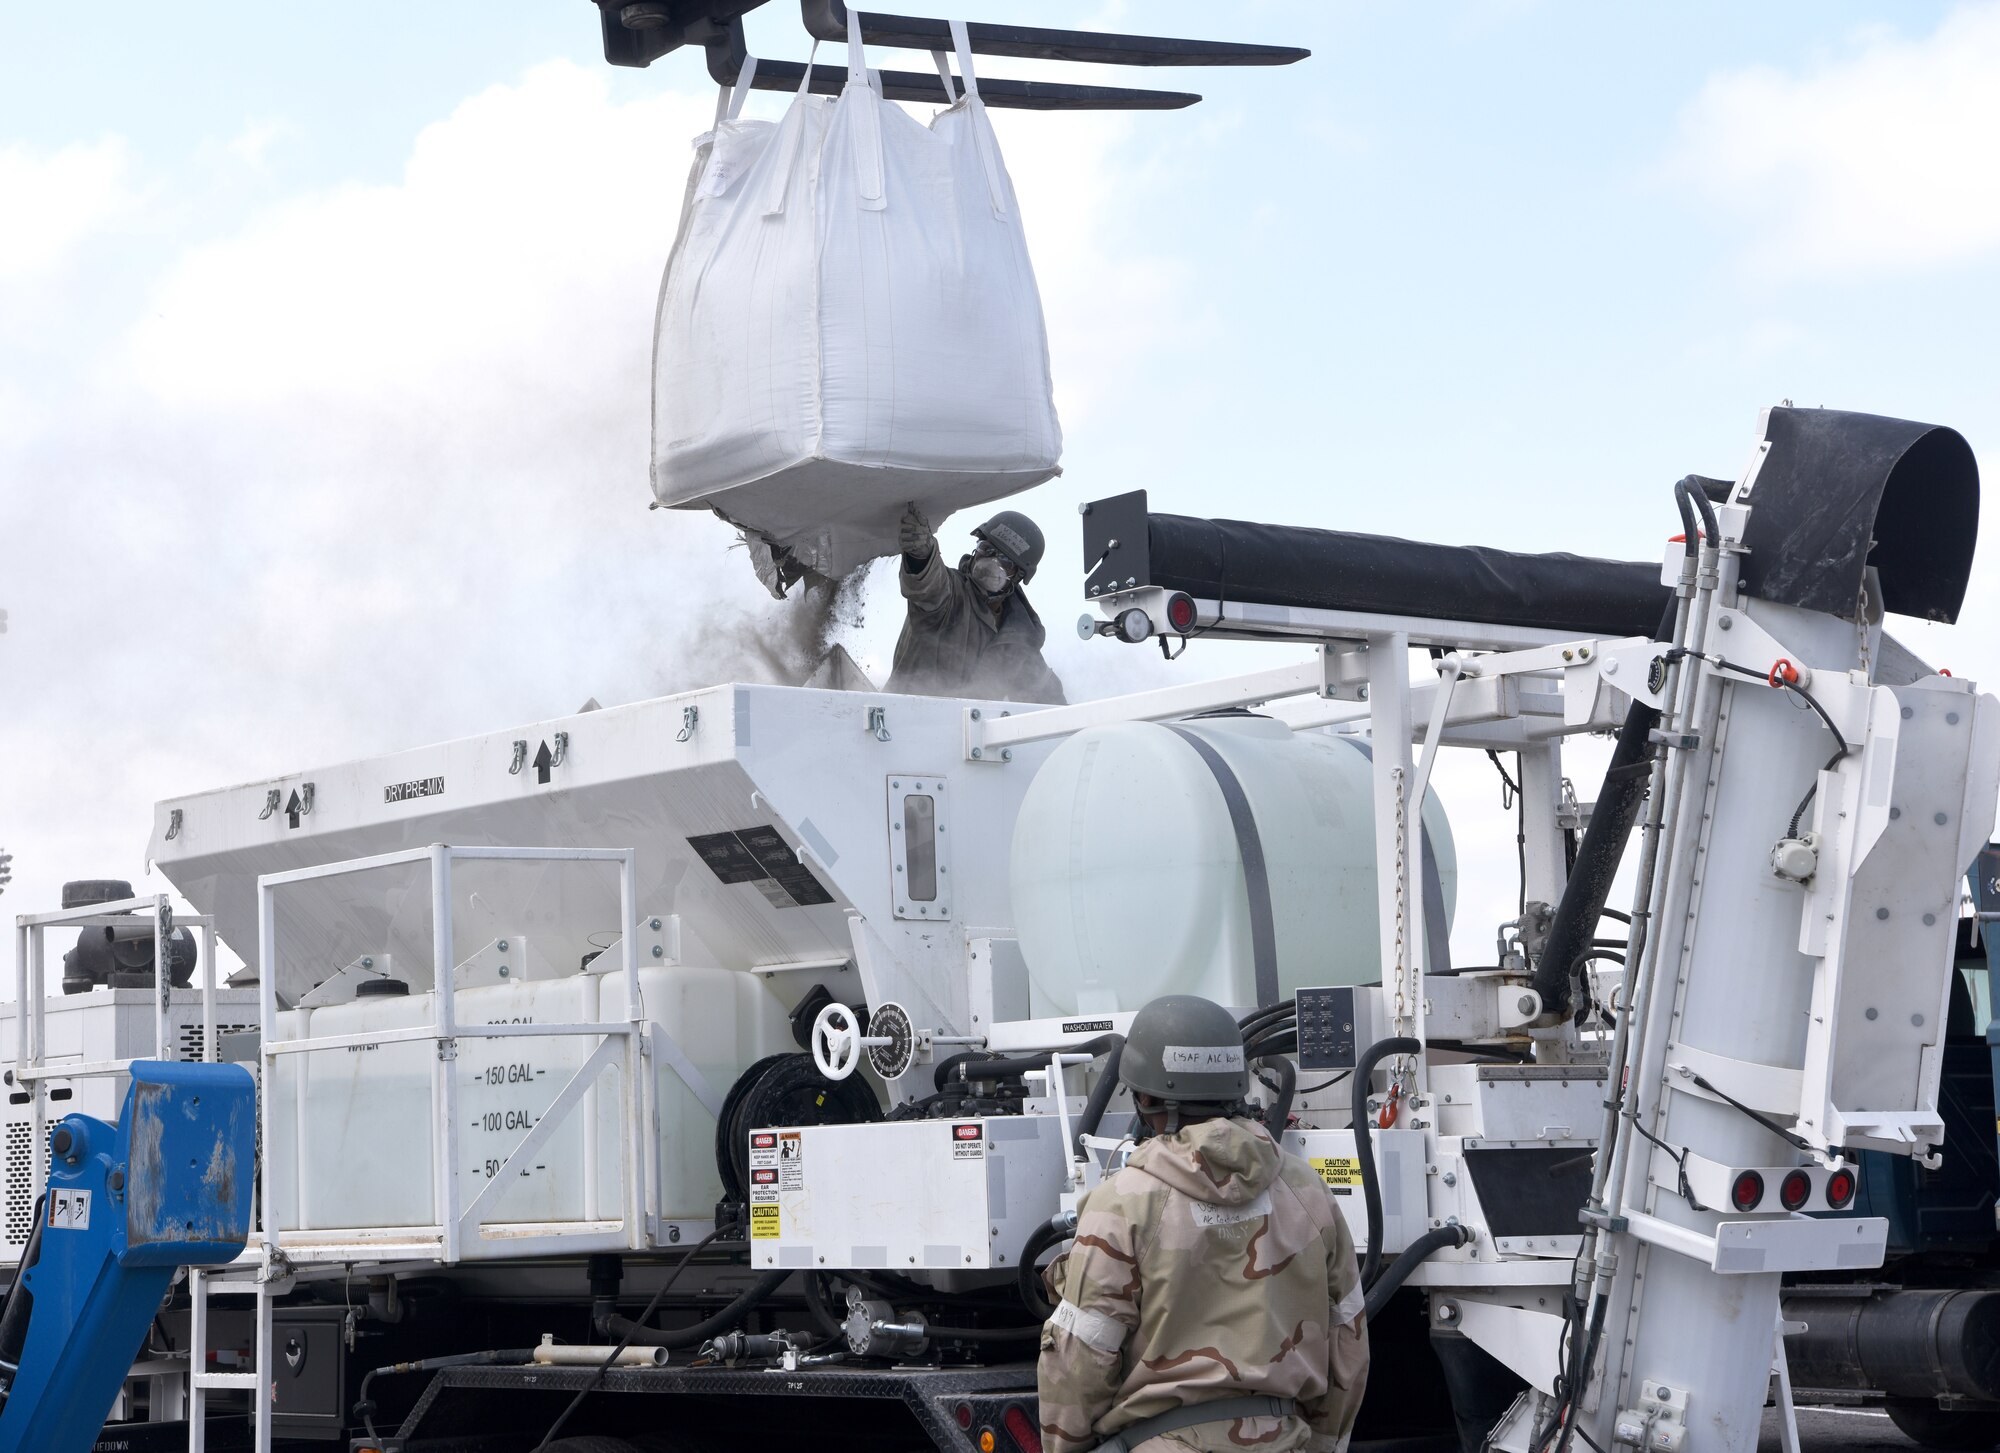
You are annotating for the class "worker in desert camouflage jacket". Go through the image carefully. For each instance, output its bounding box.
[1037,995,1368,1453]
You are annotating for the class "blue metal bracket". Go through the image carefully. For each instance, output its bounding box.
[0,1059,255,1453]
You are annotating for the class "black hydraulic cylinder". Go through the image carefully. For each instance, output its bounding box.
[1533,700,1660,1016]
[1783,1290,2000,1401]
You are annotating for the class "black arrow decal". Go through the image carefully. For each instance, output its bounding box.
[285,789,303,829]
[532,740,553,785]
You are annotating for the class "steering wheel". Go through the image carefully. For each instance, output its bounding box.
[811,1002,887,1081]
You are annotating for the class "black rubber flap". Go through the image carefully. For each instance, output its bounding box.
[1738,407,1979,624]
[1099,504,1670,638]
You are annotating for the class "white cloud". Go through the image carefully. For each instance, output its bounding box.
[1665,3,2000,277]
[0,137,135,281]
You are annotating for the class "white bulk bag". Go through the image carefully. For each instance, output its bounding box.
[651,22,1062,581]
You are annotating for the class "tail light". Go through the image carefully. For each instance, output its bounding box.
[1165,592,1198,633]
[1779,1170,1812,1211]
[1730,1171,1764,1212]
[1826,1167,1857,1210]
[1003,1403,1044,1453]
[954,1402,974,1430]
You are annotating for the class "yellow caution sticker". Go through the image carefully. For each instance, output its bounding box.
[750,1203,782,1240]
[1312,1156,1362,1195]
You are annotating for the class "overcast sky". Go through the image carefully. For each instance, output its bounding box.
[4,1,1998,983]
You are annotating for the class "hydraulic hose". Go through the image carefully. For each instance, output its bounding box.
[934,1034,1121,1094]
[1533,700,1660,1017]
[1256,1054,1296,1138]
[803,1272,847,1340]
[1017,1212,1078,1319]
[924,1321,1042,1343]
[0,1197,45,1389]
[1353,1036,1422,1290]
[1072,1036,1126,1153]
[601,1270,789,1347]
[355,1348,537,1442]
[1364,1225,1471,1323]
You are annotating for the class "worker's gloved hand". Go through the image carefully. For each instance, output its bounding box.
[899,505,935,567]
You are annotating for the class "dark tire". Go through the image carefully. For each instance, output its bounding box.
[714,1052,881,1204]
[1886,1400,2000,1450]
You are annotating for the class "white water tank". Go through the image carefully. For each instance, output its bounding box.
[266,966,789,1244]
[1008,715,1455,1015]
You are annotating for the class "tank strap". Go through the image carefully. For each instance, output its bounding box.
[1164,727,1279,1008]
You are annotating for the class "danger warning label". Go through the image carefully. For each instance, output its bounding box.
[951,1122,984,1160]
[779,1131,805,1189]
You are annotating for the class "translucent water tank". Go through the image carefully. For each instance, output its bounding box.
[1008,715,1455,1015]
[267,967,789,1241]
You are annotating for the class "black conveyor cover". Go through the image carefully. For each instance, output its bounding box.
[1735,407,1978,625]
[1083,491,1671,639]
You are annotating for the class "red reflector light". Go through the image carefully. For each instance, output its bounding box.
[1826,1168,1857,1209]
[1003,1403,1043,1453]
[1779,1170,1812,1211]
[955,1401,974,1430]
[1165,592,1197,633]
[1730,1171,1764,1212]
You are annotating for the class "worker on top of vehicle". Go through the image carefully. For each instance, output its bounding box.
[884,505,1068,704]
[1037,995,1368,1453]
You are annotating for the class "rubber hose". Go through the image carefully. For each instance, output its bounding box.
[934,1035,1121,1094]
[1364,1225,1471,1322]
[601,1271,789,1348]
[1353,1036,1423,1290]
[0,1198,45,1381]
[1677,474,1721,545]
[925,1322,1043,1343]
[1017,1214,1076,1319]
[1073,1036,1126,1154]
[1532,700,1659,1017]
[802,1273,846,1340]
[1257,1054,1296,1137]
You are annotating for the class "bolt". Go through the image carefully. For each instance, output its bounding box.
[498,965,509,977]
[361,956,375,969]
[1442,1171,1457,1187]
[650,918,663,931]
[497,939,509,952]
[1718,615,1733,630]
[652,945,665,958]
[971,748,983,759]
[1001,749,1013,762]
[1517,994,1537,1016]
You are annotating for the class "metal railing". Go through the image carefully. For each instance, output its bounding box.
[255,843,652,1266]
[12,893,224,1206]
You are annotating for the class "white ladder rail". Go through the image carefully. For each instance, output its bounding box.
[186,1265,275,1452]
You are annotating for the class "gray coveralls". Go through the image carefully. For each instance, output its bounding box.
[885,549,1067,704]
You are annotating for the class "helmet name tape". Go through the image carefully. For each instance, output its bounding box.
[1162,1044,1246,1073]
[988,524,1029,558]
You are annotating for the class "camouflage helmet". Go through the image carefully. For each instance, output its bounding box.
[971,510,1045,582]
[1120,994,1248,1104]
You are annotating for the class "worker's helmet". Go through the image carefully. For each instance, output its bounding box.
[971,510,1045,583]
[1120,995,1249,1105]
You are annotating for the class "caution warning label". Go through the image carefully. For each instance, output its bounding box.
[1311,1156,1362,1196]
[750,1203,781,1240]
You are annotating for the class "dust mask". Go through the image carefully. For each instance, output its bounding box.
[969,557,1010,595]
